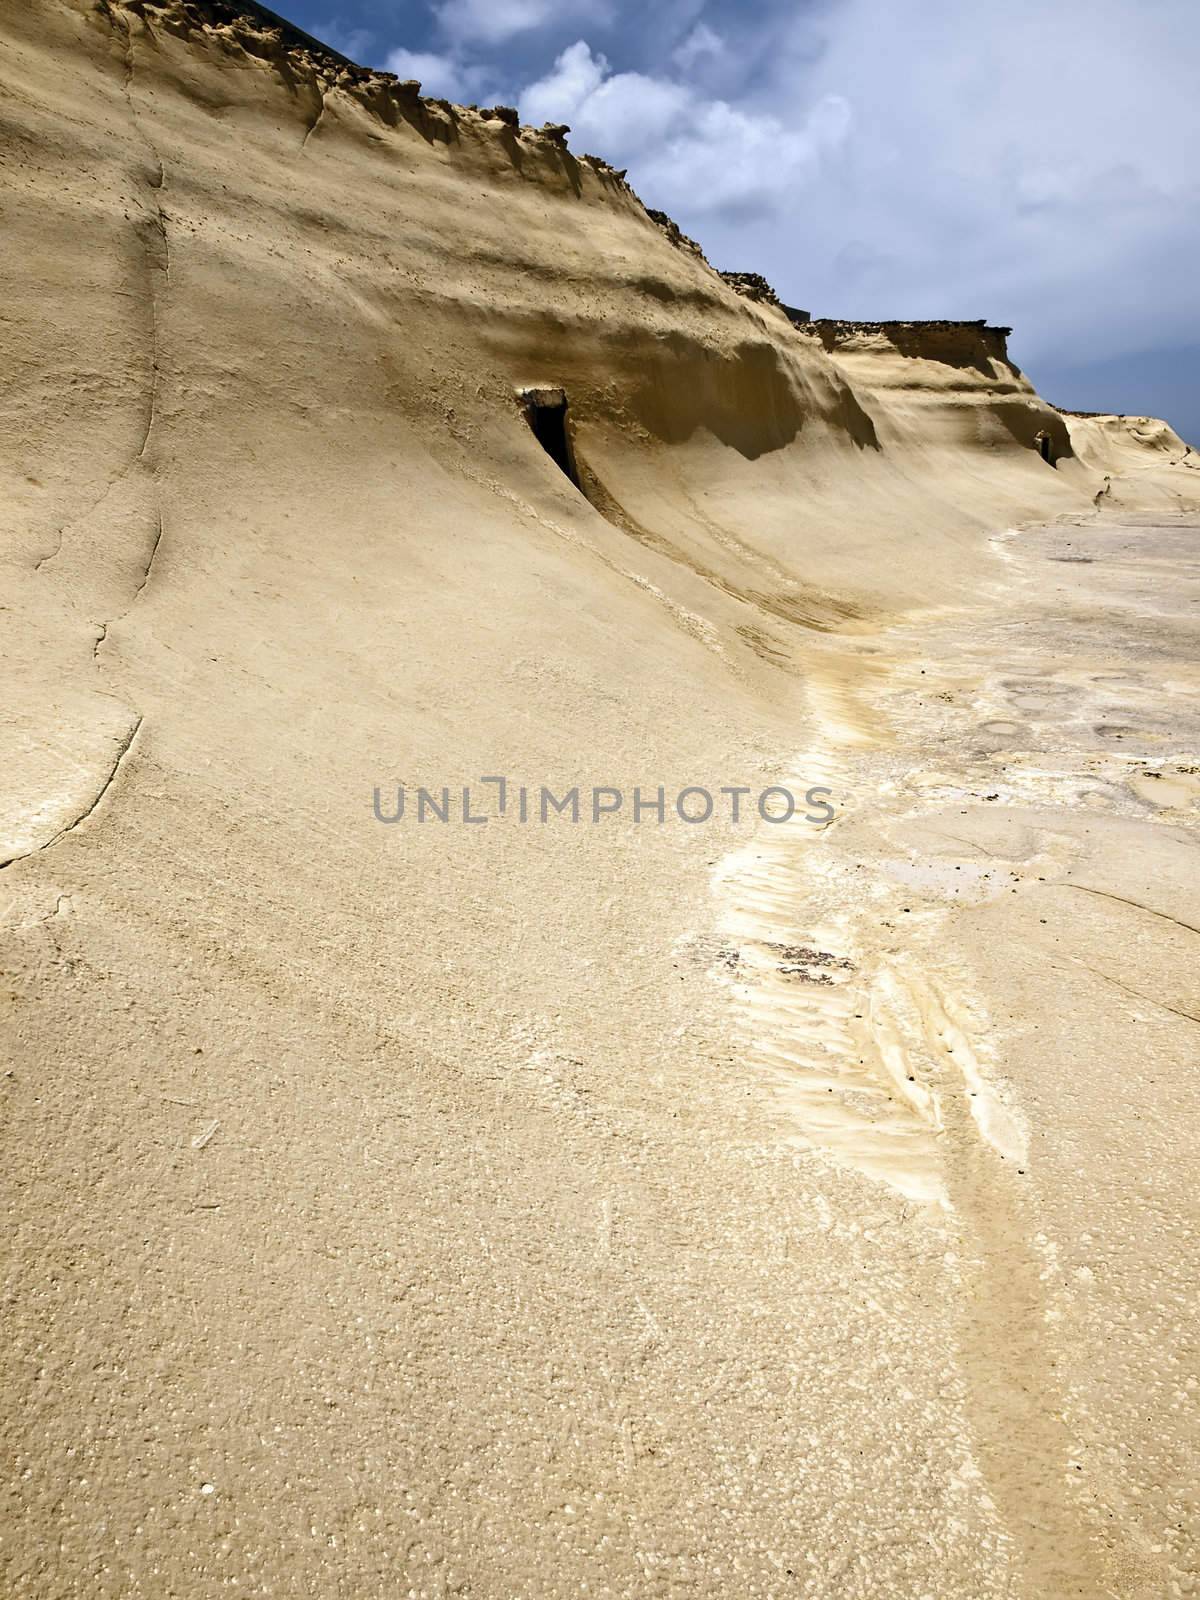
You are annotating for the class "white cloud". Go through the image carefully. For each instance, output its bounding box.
[520,41,850,214]
[385,48,464,98]
[315,17,373,62]
[433,0,612,47]
[672,22,723,74]
[736,0,1200,361]
[520,38,610,122]
[384,47,505,104]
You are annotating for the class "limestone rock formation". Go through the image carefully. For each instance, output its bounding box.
[2,3,1198,1596]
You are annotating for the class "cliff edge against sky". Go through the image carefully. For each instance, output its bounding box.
[2,3,1198,1596]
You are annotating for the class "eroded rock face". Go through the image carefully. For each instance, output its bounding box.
[718,270,782,305]
[3,3,1199,1598]
[808,316,1014,362]
[644,206,711,262]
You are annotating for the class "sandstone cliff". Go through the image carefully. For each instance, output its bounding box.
[2,4,1198,1596]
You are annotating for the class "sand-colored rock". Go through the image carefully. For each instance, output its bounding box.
[2,3,1198,1595]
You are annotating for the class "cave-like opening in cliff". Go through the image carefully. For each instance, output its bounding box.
[1035,430,1056,466]
[521,388,581,488]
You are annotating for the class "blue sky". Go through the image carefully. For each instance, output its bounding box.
[281,0,1199,444]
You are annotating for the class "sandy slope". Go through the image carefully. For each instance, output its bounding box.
[1,2,1198,1595]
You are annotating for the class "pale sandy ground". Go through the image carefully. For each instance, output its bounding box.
[716,511,1200,1596]
[2,2,1199,1596]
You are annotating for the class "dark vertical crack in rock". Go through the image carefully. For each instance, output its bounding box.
[300,88,326,151]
